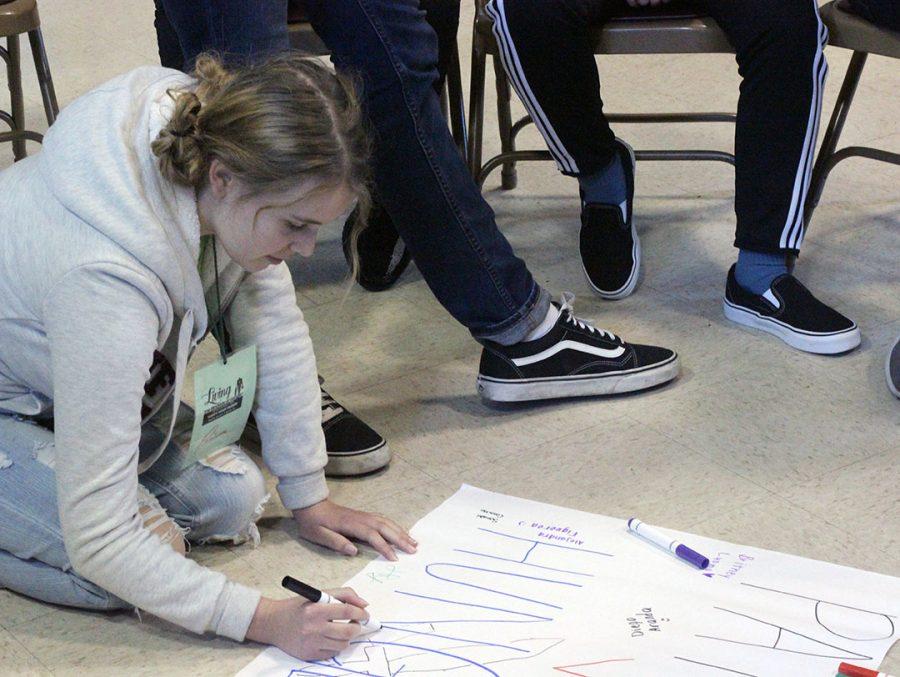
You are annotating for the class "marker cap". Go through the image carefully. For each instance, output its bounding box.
[838,662,891,677]
[675,544,710,569]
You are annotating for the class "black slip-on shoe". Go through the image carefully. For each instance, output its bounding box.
[723,264,861,355]
[476,293,679,402]
[580,138,639,300]
[887,334,900,399]
[342,203,412,292]
[242,381,391,477]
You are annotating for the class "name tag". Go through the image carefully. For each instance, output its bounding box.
[186,345,257,468]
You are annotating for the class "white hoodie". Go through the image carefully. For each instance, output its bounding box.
[0,67,328,640]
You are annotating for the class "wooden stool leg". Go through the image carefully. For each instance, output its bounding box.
[492,54,517,190]
[6,35,26,160]
[467,36,487,178]
[28,28,58,126]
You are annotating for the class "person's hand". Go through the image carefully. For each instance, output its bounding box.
[246,589,368,660]
[292,498,418,561]
[625,0,672,7]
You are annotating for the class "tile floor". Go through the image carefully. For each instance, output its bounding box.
[1,1,897,675]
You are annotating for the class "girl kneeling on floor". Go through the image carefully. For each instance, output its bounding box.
[0,53,416,660]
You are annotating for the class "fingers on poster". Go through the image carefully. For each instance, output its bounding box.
[237,486,899,677]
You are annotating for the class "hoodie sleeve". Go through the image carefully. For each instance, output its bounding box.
[224,263,328,511]
[44,264,260,641]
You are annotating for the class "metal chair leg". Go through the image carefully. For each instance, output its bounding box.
[439,78,450,120]
[28,28,58,126]
[467,36,487,178]
[6,35,26,160]
[804,51,867,225]
[492,54,517,190]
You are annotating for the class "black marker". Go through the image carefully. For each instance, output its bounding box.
[281,576,381,633]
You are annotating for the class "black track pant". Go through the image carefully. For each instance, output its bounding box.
[487,0,829,254]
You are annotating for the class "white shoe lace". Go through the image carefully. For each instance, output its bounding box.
[321,388,345,423]
[559,292,619,342]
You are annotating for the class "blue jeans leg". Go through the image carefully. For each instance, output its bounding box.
[139,405,269,546]
[157,0,290,68]
[0,415,128,609]
[0,409,267,611]
[155,0,549,343]
[305,0,550,344]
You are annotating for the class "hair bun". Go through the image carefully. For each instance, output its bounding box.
[152,92,205,185]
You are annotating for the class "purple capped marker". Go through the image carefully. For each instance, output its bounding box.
[627,518,710,570]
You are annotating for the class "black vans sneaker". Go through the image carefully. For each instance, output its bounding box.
[342,203,411,292]
[723,264,861,355]
[319,387,391,476]
[580,139,639,300]
[242,381,391,477]
[476,293,679,402]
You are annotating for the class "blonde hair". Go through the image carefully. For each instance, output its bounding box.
[152,53,370,273]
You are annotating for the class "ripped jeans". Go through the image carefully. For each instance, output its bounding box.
[0,404,268,611]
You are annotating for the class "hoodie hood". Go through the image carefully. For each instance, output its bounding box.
[38,66,206,325]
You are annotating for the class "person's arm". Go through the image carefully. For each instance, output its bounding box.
[224,262,328,509]
[44,264,259,640]
[225,262,416,560]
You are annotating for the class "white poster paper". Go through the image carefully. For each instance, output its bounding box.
[238,485,899,676]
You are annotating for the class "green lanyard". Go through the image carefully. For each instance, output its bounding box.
[198,234,229,364]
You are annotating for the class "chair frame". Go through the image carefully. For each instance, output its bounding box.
[804,48,900,224]
[467,1,738,190]
[0,23,58,160]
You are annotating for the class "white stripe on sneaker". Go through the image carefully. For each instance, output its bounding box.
[762,288,781,309]
[511,340,625,367]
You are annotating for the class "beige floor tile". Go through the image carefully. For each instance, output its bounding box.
[452,415,771,530]
[356,476,461,529]
[326,454,442,508]
[687,493,900,578]
[342,356,625,477]
[814,213,900,281]
[0,589,56,631]
[0,626,50,676]
[299,282,474,396]
[638,360,895,493]
[780,449,900,560]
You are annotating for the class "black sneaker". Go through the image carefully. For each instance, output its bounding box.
[476,293,679,402]
[342,202,412,292]
[723,264,861,355]
[319,386,391,476]
[580,138,639,300]
[887,334,900,399]
[241,381,391,477]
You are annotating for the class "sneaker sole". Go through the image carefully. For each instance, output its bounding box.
[723,298,861,355]
[476,354,679,403]
[583,140,640,301]
[324,441,392,478]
